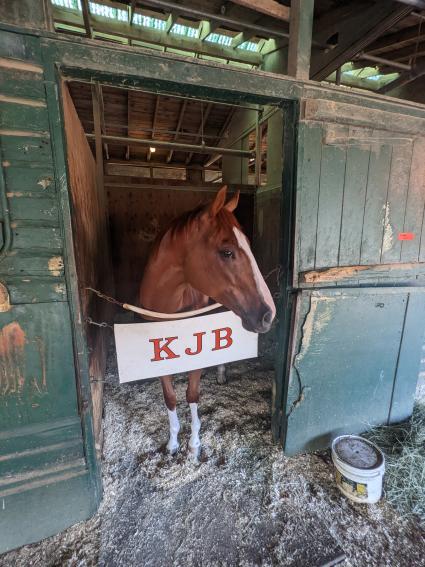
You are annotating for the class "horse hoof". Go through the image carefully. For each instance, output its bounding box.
[216,365,227,385]
[167,442,179,455]
[216,374,227,385]
[189,444,200,460]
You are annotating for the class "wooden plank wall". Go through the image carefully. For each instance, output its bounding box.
[296,99,425,284]
[62,83,114,451]
[107,183,254,304]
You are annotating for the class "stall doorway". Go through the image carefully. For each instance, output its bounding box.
[60,78,291,452]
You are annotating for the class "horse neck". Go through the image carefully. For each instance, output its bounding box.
[140,232,208,313]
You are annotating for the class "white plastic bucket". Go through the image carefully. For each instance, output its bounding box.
[331,435,385,504]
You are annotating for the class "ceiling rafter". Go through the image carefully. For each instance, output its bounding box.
[311,2,413,80]
[147,94,160,161]
[185,102,213,165]
[166,98,187,163]
[52,9,262,65]
[229,0,290,22]
[81,0,93,38]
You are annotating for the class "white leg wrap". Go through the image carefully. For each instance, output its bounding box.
[167,408,180,454]
[189,403,201,455]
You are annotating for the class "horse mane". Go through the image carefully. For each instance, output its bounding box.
[151,201,241,255]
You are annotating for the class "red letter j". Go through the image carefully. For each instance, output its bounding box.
[185,332,206,356]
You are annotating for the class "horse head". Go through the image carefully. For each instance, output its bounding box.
[183,186,276,333]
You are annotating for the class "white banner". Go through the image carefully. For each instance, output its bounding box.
[114,311,258,383]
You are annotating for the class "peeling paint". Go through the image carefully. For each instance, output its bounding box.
[296,296,335,363]
[302,261,420,284]
[382,201,393,254]
[0,322,26,395]
[0,130,49,138]
[54,283,66,295]
[0,57,43,73]
[37,177,53,190]
[0,94,46,108]
[48,256,64,276]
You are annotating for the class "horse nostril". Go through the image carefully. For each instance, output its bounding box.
[262,308,273,327]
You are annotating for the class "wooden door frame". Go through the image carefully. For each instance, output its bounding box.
[39,33,299,484]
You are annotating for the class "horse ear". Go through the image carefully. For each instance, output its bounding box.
[209,185,227,216]
[225,190,239,212]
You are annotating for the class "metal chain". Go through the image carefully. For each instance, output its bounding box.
[86,286,124,307]
[86,317,113,330]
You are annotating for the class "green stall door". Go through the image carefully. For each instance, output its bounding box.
[276,95,425,454]
[0,30,98,553]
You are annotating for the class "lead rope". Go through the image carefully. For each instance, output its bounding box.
[85,287,222,321]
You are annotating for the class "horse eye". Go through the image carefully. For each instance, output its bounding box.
[220,249,234,259]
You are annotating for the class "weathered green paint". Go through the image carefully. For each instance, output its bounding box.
[3,165,55,195]
[315,144,346,269]
[283,288,424,455]
[401,137,425,263]
[0,68,45,100]
[383,141,413,264]
[360,143,392,265]
[0,27,95,554]
[296,122,322,272]
[0,101,49,133]
[0,135,52,162]
[338,145,370,266]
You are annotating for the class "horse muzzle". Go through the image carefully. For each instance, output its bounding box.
[241,304,275,334]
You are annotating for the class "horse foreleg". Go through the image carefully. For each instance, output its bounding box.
[216,364,227,385]
[186,369,202,458]
[161,375,180,454]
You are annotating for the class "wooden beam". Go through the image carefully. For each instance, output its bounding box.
[379,41,425,62]
[126,90,130,160]
[311,3,413,81]
[81,0,92,39]
[394,0,425,8]
[204,107,237,167]
[367,25,425,56]
[357,52,412,71]
[86,133,254,157]
[287,0,314,80]
[135,0,288,39]
[167,99,187,163]
[51,9,262,65]
[147,95,160,162]
[185,102,213,165]
[91,83,105,202]
[232,31,253,49]
[229,0,290,22]
[106,160,220,175]
[97,83,109,160]
[378,60,425,94]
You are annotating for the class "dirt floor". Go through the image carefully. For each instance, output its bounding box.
[2,352,425,567]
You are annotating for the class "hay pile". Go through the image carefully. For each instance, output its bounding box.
[366,403,425,526]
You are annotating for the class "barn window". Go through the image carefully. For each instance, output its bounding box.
[238,41,259,52]
[170,23,200,39]
[132,13,167,31]
[205,33,233,47]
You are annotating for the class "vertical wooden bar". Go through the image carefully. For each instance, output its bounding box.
[255,111,262,187]
[81,0,92,39]
[287,0,314,80]
[91,83,105,207]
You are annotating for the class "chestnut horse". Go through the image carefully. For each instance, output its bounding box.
[139,186,276,457]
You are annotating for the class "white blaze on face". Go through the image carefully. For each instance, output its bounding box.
[233,227,276,320]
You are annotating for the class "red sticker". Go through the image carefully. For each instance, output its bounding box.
[398,232,415,241]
